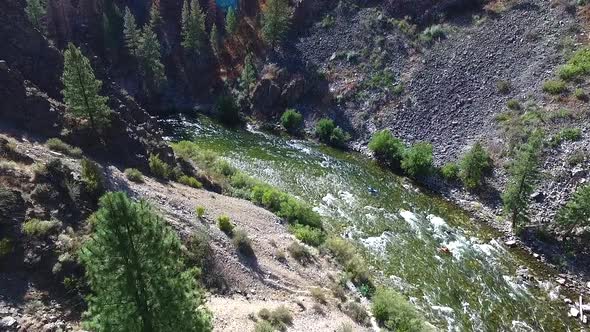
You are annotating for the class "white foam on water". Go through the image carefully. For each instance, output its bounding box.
[364,213,377,222]
[511,320,535,332]
[443,236,469,259]
[321,193,337,206]
[361,233,391,256]
[502,275,529,296]
[400,210,420,231]
[474,243,496,256]
[339,190,356,205]
[427,214,447,228]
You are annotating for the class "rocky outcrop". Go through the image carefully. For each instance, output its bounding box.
[384,0,488,23]
[250,65,307,116]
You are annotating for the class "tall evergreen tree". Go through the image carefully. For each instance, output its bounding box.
[138,26,166,89]
[225,7,237,35]
[207,0,218,28]
[239,52,257,96]
[261,0,290,47]
[25,0,46,31]
[502,131,544,231]
[181,0,206,54]
[209,23,219,56]
[80,192,212,332]
[61,43,111,133]
[123,7,141,56]
[149,1,161,28]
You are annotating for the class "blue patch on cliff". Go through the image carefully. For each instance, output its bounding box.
[217,0,238,9]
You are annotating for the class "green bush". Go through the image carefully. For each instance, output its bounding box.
[550,128,582,147]
[420,24,446,43]
[372,287,425,331]
[217,215,234,236]
[574,88,587,101]
[124,168,144,183]
[325,237,371,286]
[440,162,459,181]
[81,158,104,194]
[558,48,590,80]
[46,138,82,158]
[232,229,254,256]
[196,206,206,218]
[22,218,60,237]
[401,142,433,178]
[558,185,590,235]
[542,80,567,95]
[149,154,171,179]
[288,242,313,265]
[216,94,240,125]
[314,118,349,148]
[368,129,405,169]
[254,320,275,332]
[178,175,203,188]
[290,224,325,247]
[310,287,327,304]
[506,99,521,111]
[0,238,12,257]
[459,142,492,189]
[280,109,304,134]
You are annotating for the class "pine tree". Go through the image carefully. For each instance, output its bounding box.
[123,7,141,56]
[210,23,219,56]
[239,52,257,96]
[149,1,161,28]
[502,131,543,231]
[181,0,206,54]
[138,26,166,89]
[61,43,111,133]
[25,0,46,31]
[225,7,237,35]
[207,0,218,28]
[261,0,290,47]
[80,192,212,332]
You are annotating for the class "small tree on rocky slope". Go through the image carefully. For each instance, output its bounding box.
[459,142,492,190]
[225,7,237,35]
[261,0,291,47]
[80,192,212,332]
[25,0,46,31]
[558,185,590,244]
[61,43,111,134]
[239,53,257,97]
[123,7,141,56]
[502,130,543,232]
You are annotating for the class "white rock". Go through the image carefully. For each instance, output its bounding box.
[565,298,573,304]
[587,281,590,289]
[505,240,517,247]
[533,253,540,258]
[0,316,16,327]
[556,277,566,285]
[569,307,580,317]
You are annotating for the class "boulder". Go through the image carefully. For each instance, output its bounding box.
[281,76,306,105]
[251,78,282,114]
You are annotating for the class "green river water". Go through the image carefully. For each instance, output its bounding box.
[163,115,579,332]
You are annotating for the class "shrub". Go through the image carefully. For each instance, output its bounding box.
[574,88,587,101]
[420,24,446,43]
[81,158,104,194]
[506,99,521,111]
[325,236,356,264]
[216,94,240,125]
[558,185,590,235]
[368,129,405,169]
[567,149,587,166]
[336,323,354,332]
[280,109,304,134]
[124,168,144,183]
[440,162,459,181]
[232,229,254,256]
[196,206,205,218]
[288,242,313,264]
[372,287,424,331]
[496,80,511,94]
[46,138,82,158]
[314,118,349,148]
[343,301,369,325]
[401,142,433,178]
[149,154,171,179]
[22,218,60,237]
[542,80,567,95]
[550,127,582,147]
[558,48,590,81]
[184,231,213,271]
[0,238,12,257]
[258,306,292,330]
[217,215,234,236]
[290,224,325,247]
[254,321,275,332]
[459,142,492,189]
[178,175,203,188]
[310,287,327,304]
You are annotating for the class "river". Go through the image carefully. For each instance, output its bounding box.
[162,114,578,332]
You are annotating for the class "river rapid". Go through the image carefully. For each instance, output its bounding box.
[163,115,579,332]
